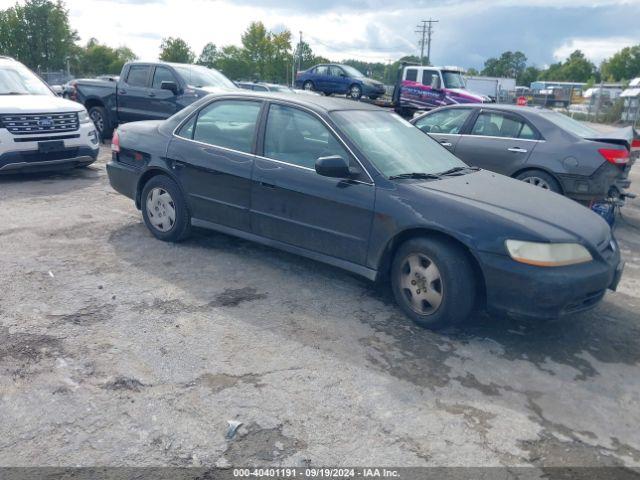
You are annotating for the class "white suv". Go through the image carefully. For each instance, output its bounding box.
[0,57,99,174]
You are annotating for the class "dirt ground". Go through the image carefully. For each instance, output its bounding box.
[0,145,639,468]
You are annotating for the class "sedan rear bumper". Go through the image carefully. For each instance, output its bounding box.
[106,160,139,201]
[478,249,621,319]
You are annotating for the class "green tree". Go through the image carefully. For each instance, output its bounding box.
[241,21,271,79]
[159,37,195,64]
[197,42,219,68]
[481,51,528,83]
[0,0,78,72]
[519,66,540,87]
[465,67,479,76]
[601,45,640,81]
[216,45,251,79]
[539,50,595,82]
[77,38,136,76]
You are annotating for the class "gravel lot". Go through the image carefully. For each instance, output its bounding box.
[1,145,639,468]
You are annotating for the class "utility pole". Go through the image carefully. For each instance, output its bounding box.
[416,19,438,66]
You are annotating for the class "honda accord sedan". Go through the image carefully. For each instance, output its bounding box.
[106,93,624,329]
[411,104,636,204]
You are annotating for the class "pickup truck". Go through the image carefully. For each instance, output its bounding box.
[71,61,237,138]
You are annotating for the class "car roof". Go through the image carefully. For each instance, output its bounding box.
[433,103,550,117]
[208,91,383,113]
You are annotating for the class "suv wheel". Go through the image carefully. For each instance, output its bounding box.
[391,237,477,330]
[349,84,362,100]
[141,175,191,242]
[516,169,561,193]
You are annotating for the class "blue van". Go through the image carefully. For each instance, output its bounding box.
[295,63,386,100]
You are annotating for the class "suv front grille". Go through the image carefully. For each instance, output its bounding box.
[0,112,79,135]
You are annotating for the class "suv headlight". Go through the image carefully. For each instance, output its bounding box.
[78,109,91,124]
[505,240,592,267]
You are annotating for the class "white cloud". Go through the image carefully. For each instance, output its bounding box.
[553,37,640,64]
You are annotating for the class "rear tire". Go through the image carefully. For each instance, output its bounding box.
[88,106,112,140]
[516,169,561,193]
[391,237,477,330]
[141,175,191,242]
[303,80,315,91]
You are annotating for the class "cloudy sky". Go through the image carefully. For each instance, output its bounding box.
[4,0,640,68]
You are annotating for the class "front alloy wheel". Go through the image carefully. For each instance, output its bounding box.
[349,84,362,100]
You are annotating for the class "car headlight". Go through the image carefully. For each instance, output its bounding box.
[78,109,91,124]
[505,240,593,267]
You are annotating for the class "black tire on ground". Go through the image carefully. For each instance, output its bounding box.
[141,175,191,242]
[348,84,362,100]
[391,236,477,330]
[515,169,562,193]
[303,80,315,91]
[88,105,113,140]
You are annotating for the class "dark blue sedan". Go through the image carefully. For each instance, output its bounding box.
[106,92,623,330]
[295,63,386,100]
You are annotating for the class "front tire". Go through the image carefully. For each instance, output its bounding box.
[141,175,191,242]
[391,237,477,330]
[348,84,362,100]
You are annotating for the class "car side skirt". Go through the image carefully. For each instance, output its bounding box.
[191,218,378,282]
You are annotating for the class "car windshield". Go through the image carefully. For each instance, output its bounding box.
[341,65,365,78]
[172,65,236,89]
[331,110,467,178]
[0,63,53,95]
[539,110,601,138]
[442,71,466,89]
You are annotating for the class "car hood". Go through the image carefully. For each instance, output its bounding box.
[0,94,84,114]
[447,88,487,102]
[408,170,611,247]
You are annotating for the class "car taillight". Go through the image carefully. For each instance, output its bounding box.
[598,148,629,165]
[111,130,120,153]
[632,139,640,151]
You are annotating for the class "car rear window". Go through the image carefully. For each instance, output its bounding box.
[539,110,600,138]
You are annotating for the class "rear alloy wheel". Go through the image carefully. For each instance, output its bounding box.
[516,169,561,193]
[303,80,315,91]
[349,84,362,100]
[391,237,477,330]
[88,106,112,140]
[141,175,191,242]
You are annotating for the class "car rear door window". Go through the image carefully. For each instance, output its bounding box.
[264,104,350,169]
[415,108,472,134]
[126,65,151,87]
[470,111,536,139]
[315,65,329,75]
[405,68,418,82]
[152,66,176,89]
[192,100,261,153]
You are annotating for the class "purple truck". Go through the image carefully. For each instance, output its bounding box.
[391,65,490,117]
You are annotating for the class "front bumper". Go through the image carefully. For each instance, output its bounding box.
[362,83,386,97]
[478,247,622,320]
[0,146,98,173]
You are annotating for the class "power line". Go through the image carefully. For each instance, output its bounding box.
[415,18,438,66]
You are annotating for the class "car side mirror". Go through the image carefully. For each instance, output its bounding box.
[430,76,441,90]
[161,81,179,94]
[315,155,351,178]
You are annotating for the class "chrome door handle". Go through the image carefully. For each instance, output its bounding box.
[508,147,527,153]
[440,141,453,147]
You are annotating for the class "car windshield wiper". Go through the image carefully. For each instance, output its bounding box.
[389,172,442,180]
[435,166,480,176]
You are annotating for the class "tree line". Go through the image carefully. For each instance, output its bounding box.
[2,0,640,87]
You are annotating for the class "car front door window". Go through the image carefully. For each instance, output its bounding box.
[152,66,176,90]
[415,108,472,134]
[264,104,351,170]
[193,100,262,153]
